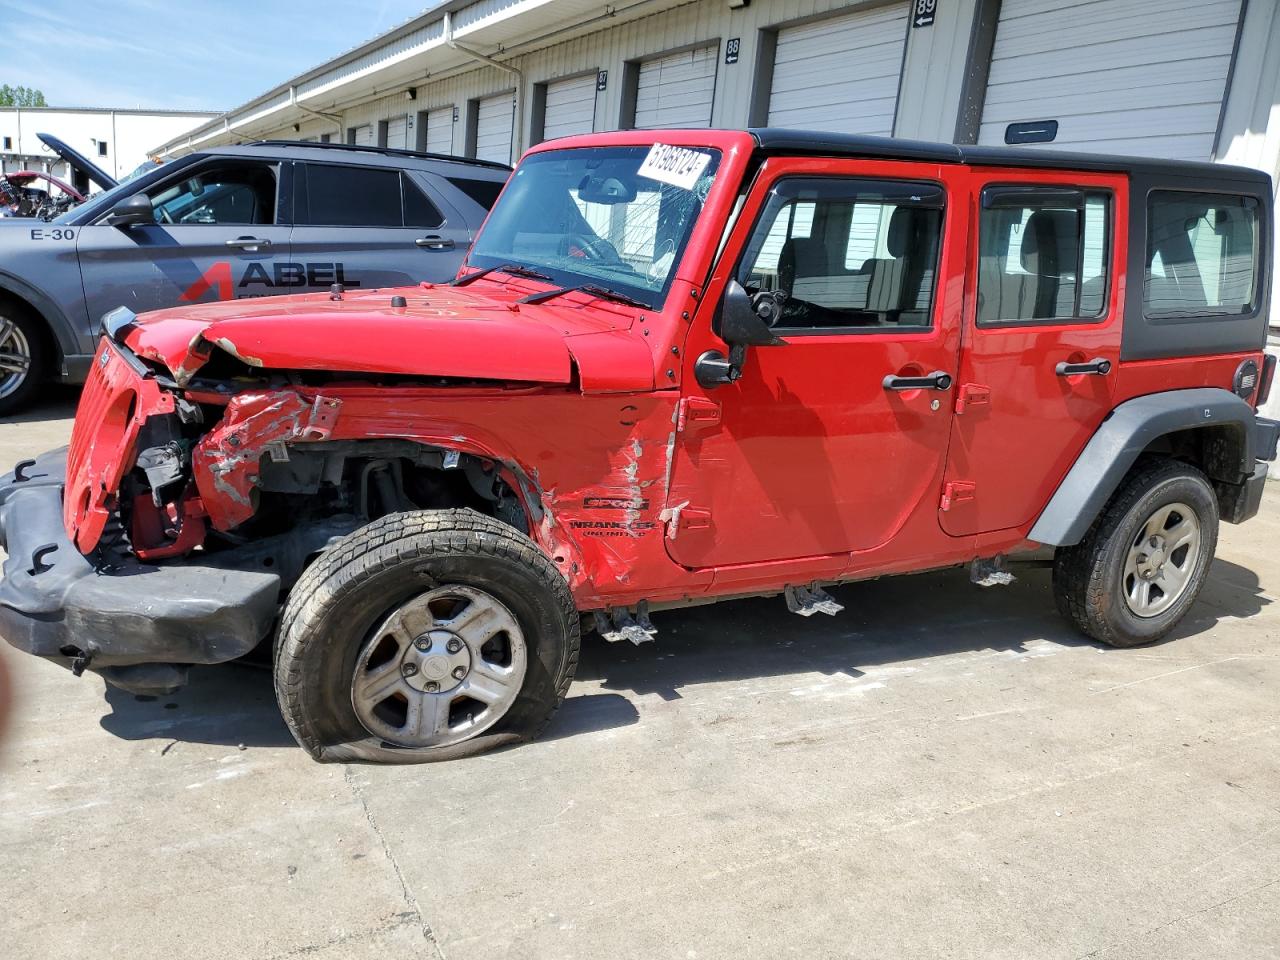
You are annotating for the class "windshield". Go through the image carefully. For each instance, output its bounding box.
[467,144,721,310]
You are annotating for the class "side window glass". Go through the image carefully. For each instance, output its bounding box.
[740,178,944,331]
[305,164,402,227]
[403,174,445,228]
[148,162,277,225]
[1145,191,1258,316]
[976,188,1110,325]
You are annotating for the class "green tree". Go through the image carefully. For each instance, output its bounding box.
[0,85,48,107]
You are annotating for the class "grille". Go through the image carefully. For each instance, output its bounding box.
[62,340,168,553]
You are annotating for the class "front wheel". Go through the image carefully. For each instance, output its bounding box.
[274,509,580,763]
[1053,460,1219,647]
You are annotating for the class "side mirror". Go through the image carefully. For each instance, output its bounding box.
[695,280,785,388]
[104,193,155,227]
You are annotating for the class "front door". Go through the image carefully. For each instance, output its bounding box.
[76,157,292,322]
[666,158,965,568]
[939,170,1125,536]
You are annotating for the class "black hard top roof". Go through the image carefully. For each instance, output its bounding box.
[749,129,1272,186]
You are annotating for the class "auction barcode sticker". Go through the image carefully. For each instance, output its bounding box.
[637,143,712,190]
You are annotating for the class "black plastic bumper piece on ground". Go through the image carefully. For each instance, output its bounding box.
[0,449,282,691]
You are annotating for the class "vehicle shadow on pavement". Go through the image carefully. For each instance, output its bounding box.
[90,558,1267,751]
[98,661,296,749]
[580,559,1271,702]
[1,385,79,426]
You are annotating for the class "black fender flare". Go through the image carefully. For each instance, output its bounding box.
[0,269,85,372]
[1029,388,1258,546]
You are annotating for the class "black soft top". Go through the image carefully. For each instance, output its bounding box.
[749,128,1272,187]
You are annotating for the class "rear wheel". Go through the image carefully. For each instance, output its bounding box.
[0,308,45,417]
[274,509,580,763]
[1053,460,1218,647]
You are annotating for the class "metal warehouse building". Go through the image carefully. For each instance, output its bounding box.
[152,0,1280,173]
[153,0,1280,324]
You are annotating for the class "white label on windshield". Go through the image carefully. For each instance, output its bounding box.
[637,143,712,190]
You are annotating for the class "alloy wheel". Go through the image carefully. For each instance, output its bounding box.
[350,584,527,748]
[1122,502,1201,618]
[0,317,32,401]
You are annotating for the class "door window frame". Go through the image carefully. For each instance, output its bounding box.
[295,160,447,230]
[88,157,285,227]
[969,173,1122,330]
[731,173,948,338]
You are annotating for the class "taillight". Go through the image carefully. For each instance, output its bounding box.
[1257,354,1276,405]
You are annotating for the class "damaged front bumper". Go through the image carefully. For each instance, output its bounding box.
[0,448,282,694]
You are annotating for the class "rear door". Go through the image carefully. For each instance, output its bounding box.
[667,157,965,567]
[75,157,292,320]
[288,161,470,289]
[939,168,1125,536]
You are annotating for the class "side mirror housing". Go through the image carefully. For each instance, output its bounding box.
[695,280,785,388]
[718,280,786,348]
[104,193,155,227]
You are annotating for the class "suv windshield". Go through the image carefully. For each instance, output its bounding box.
[467,144,721,310]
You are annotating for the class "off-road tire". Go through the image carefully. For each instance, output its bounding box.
[274,509,580,763]
[0,307,48,418]
[1053,459,1218,647]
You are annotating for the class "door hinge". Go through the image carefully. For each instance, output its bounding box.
[955,383,991,415]
[676,397,721,433]
[662,502,712,539]
[940,480,977,512]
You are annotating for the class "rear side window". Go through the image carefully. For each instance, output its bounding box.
[447,176,504,210]
[303,165,443,228]
[977,187,1110,325]
[1145,191,1259,317]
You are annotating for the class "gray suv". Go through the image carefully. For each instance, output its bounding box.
[0,141,509,415]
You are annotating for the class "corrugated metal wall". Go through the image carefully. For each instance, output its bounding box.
[259,0,979,164]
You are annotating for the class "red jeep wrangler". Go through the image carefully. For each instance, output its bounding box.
[1,129,1276,763]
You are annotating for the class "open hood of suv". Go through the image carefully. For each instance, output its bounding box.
[121,285,655,392]
[37,132,117,191]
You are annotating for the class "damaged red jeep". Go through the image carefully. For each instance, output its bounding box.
[1,129,1276,762]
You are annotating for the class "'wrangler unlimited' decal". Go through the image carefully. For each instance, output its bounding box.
[180,261,360,302]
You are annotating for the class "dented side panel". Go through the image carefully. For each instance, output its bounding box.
[188,385,708,605]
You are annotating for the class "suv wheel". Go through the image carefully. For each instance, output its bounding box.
[0,308,45,417]
[1053,460,1219,647]
[274,509,580,763]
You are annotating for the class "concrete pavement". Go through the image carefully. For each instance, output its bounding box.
[1,390,1278,959]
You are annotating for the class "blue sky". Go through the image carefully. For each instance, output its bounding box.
[0,0,436,112]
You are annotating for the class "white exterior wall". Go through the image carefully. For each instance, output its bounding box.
[0,109,215,185]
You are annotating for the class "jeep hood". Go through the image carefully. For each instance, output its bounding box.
[121,285,657,393]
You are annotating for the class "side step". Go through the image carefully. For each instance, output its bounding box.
[594,602,658,645]
[784,585,844,617]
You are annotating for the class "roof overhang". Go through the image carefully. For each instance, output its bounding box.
[152,0,689,157]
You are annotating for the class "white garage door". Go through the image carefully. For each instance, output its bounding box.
[979,0,1244,160]
[475,93,514,164]
[425,107,453,154]
[386,115,409,150]
[767,3,909,136]
[634,46,718,128]
[543,74,597,141]
[351,124,375,147]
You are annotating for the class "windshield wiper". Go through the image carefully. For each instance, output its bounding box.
[450,263,552,287]
[518,283,650,310]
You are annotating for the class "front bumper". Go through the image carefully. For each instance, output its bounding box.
[0,449,281,692]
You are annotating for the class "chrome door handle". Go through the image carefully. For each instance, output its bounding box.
[416,236,455,250]
[883,371,953,391]
[1055,358,1111,376]
[225,237,271,249]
